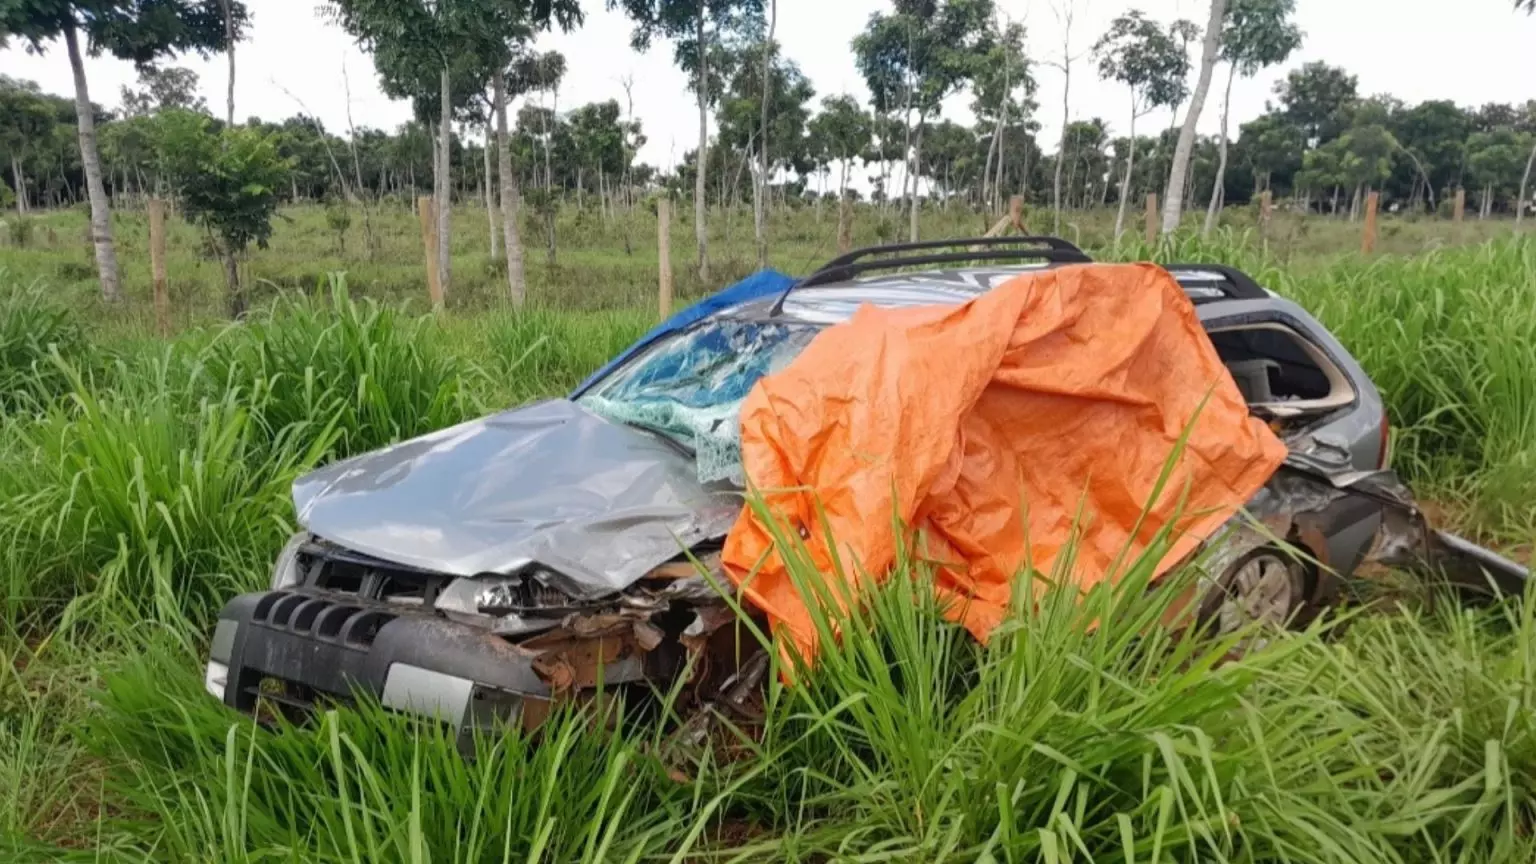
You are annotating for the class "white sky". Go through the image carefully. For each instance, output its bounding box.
[4,0,1534,178]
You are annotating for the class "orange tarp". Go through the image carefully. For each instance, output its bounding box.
[721,263,1288,659]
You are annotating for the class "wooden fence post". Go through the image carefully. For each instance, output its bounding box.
[837,196,853,254]
[416,196,444,310]
[1362,190,1380,255]
[1144,193,1158,247]
[1453,188,1466,223]
[1008,195,1026,233]
[148,198,170,337]
[657,196,673,320]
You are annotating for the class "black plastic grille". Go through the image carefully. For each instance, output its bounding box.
[252,590,397,647]
[297,542,450,607]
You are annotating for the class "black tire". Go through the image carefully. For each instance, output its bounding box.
[1200,545,1310,636]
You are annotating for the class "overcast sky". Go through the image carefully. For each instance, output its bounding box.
[4,0,1534,177]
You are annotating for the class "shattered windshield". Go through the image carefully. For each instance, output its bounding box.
[578,318,820,485]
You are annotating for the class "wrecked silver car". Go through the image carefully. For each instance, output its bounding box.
[203,236,1526,739]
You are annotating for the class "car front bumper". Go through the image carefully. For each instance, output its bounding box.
[205,589,559,735]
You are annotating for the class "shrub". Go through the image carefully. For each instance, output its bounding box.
[194,274,478,461]
[0,272,89,413]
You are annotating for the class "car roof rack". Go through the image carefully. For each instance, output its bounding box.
[769,235,1093,315]
[1159,263,1269,301]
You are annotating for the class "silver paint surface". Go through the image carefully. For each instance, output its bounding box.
[290,263,1404,596]
[293,399,742,597]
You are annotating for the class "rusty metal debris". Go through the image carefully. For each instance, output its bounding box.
[493,551,766,728]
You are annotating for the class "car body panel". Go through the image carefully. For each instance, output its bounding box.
[292,398,741,597]
[294,265,1385,592]
[211,253,1525,734]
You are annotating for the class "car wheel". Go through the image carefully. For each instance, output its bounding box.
[1206,547,1308,636]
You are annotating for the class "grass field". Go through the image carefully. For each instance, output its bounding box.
[1,204,1534,860]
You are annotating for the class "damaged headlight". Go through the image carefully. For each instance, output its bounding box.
[434,570,584,617]
[433,575,517,616]
[270,531,309,591]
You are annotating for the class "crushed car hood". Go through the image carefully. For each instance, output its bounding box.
[292,399,742,597]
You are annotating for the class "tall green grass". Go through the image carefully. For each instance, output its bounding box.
[75,555,1536,861]
[0,233,1533,858]
[0,270,90,414]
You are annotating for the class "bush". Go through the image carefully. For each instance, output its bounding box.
[0,272,90,413]
[194,275,478,461]
[5,216,32,248]
[0,367,335,632]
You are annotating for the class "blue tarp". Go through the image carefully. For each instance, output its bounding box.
[572,268,796,395]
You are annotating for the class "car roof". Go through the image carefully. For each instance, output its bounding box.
[727,261,1275,326]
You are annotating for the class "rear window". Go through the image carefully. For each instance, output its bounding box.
[1207,325,1349,409]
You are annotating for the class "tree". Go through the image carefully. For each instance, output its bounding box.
[1,0,248,303]
[755,0,774,267]
[155,109,288,317]
[511,50,566,266]
[612,0,763,283]
[718,38,813,237]
[804,93,878,204]
[1203,0,1300,234]
[1051,118,1110,209]
[1467,128,1532,218]
[1338,123,1395,219]
[806,95,873,203]
[1160,0,1226,234]
[1093,10,1189,241]
[330,0,579,304]
[1274,61,1358,149]
[1046,0,1086,231]
[0,80,54,213]
[1390,100,1470,210]
[1295,138,1343,213]
[1235,113,1303,195]
[853,0,995,242]
[971,17,1035,212]
[120,65,207,116]
[327,0,463,302]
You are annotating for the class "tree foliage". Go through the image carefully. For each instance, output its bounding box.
[120,65,206,116]
[852,0,995,120]
[156,110,289,254]
[1274,61,1358,148]
[1222,0,1302,76]
[0,0,244,64]
[1093,11,1189,116]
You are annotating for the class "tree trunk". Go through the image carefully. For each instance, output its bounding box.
[224,248,244,319]
[545,208,556,265]
[483,123,497,257]
[1203,64,1236,236]
[909,118,925,242]
[1053,61,1070,233]
[992,51,1012,213]
[1517,137,1536,228]
[220,0,235,127]
[493,70,525,306]
[1482,184,1492,220]
[10,152,25,212]
[1350,184,1362,222]
[1114,100,1137,241]
[1161,0,1228,234]
[694,3,711,282]
[993,109,1007,213]
[63,21,122,303]
[981,124,999,213]
[1331,186,1340,217]
[754,0,776,269]
[435,68,453,299]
